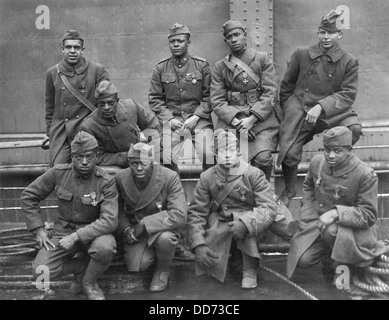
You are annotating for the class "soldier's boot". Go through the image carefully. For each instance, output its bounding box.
[259,164,273,182]
[241,252,258,289]
[61,257,89,295]
[174,242,195,261]
[150,259,171,292]
[81,260,109,300]
[279,164,298,208]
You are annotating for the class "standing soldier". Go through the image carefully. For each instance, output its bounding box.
[43,30,110,167]
[287,127,388,280]
[21,131,118,300]
[211,20,280,181]
[115,143,187,292]
[80,80,160,167]
[277,10,362,207]
[149,23,214,174]
[187,130,292,288]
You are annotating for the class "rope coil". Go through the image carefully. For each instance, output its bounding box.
[352,254,389,295]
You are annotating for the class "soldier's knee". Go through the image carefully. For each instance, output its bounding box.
[156,231,179,248]
[347,124,362,145]
[252,150,273,168]
[89,235,116,262]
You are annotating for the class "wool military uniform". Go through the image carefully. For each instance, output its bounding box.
[286,128,388,278]
[45,57,109,166]
[211,47,280,179]
[80,99,160,167]
[187,158,292,282]
[115,164,187,272]
[21,163,118,280]
[149,53,214,169]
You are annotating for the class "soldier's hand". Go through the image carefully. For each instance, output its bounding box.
[35,227,55,251]
[305,104,323,124]
[169,119,184,131]
[41,136,50,150]
[123,226,138,245]
[227,220,248,240]
[183,115,200,132]
[318,209,339,230]
[195,245,219,269]
[59,232,79,250]
[133,221,145,238]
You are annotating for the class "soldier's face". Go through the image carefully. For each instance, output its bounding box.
[96,96,118,120]
[128,158,153,183]
[317,29,342,50]
[169,35,189,58]
[72,151,97,176]
[323,146,351,167]
[62,39,84,65]
[224,29,246,53]
[217,144,240,168]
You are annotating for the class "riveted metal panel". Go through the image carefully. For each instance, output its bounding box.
[230,0,274,57]
[0,0,230,135]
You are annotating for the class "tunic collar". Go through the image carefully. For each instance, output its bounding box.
[58,57,89,76]
[309,42,345,63]
[172,53,190,67]
[229,46,256,65]
[323,153,359,177]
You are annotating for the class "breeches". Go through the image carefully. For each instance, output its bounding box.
[32,233,116,280]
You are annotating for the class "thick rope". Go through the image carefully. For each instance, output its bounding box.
[352,254,389,294]
[259,263,319,300]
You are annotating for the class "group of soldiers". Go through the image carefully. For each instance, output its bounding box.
[20,9,388,300]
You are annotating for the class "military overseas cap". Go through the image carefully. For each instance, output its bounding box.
[168,23,190,38]
[222,20,246,36]
[323,126,352,147]
[62,30,84,44]
[318,10,343,32]
[95,80,118,99]
[214,129,239,151]
[127,143,155,162]
[71,131,98,153]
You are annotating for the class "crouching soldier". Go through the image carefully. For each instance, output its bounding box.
[21,131,118,300]
[187,130,292,289]
[115,143,187,292]
[287,127,389,281]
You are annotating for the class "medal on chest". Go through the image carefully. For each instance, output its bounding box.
[84,191,97,206]
[333,185,348,201]
[242,72,249,85]
[234,186,247,204]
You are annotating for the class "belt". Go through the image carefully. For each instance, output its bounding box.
[227,88,260,106]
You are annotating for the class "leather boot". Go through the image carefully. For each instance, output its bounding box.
[81,260,109,300]
[241,252,258,289]
[279,164,298,207]
[259,164,273,182]
[61,257,88,295]
[150,259,171,292]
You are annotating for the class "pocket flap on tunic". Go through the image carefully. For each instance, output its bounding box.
[55,186,73,201]
[161,74,176,84]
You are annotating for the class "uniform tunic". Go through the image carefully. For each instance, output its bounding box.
[188,159,292,282]
[287,154,388,278]
[115,164,187,271]
[80,99,160,167]
[277,43,360,166]
[211,48,279,161]
[45,58,109,166]
[21,164,118,243]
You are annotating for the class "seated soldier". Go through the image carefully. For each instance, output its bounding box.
[287,126,389,281]
[115,143,187,292]
[80,80,160,167]
[21,131,118,300]
[187,130,292,289]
